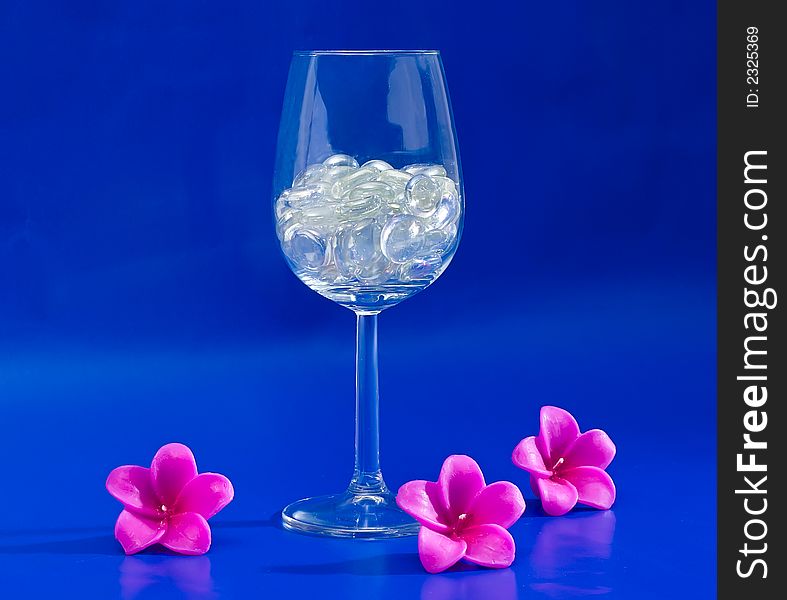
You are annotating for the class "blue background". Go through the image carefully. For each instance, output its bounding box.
[0,1,716,598]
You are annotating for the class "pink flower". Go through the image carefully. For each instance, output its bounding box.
[396,455,525,574]
[512,406,616,516]
[106,443,234,555]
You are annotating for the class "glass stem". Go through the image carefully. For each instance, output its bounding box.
[348,313,387,495]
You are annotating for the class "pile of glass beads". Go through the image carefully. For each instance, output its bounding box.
[276,154,461,287]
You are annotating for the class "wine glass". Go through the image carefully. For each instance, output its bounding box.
[273,50,463,538]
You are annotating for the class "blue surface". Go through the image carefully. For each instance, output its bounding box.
[0,1,715,598]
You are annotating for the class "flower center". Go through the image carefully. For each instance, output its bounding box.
[454,512,471,533]
[159,504,169,513]
[552,457,565,472]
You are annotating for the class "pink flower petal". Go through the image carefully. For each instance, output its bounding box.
[563,429,616,470]
[512,436,552,478]
[467,481,525,529]
[418,526,467,573]
[536,406,580,465]
[536,477,579,516]
[438,455,485,520]
[462,523,516,568]
[150,443,198,507]
[396,480,451,534]
[114,509,166,555]
[160,512,211,555]
[530,475,541,499]
[562,466,616,510]
[106,466,159,517]
[174,473,234,520]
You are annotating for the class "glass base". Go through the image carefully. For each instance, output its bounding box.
[281,489,419,539]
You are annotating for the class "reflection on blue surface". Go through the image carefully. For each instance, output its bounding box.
[421,568,517,600]
[264,551,423,576]
[119,556,215,600]
[529,511,616,597]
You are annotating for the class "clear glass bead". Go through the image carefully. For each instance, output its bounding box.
[432,175,458,198]
[361,159,393,172]
[276,207,302,242]
[350,181,395,204]
[399,254,442,282]
[380,214,426,263]
[402,163,447,177]
[282,183,332,209]
[275,193,290,220]
[384,191,407,215]
[375,169,412,192]
[285,229,330,272]
[321,165,357,186]
[430,190,460,229]
[334,219,380,275]
[356,253,393,284]
[331,167,378,198]
[293,164,328,187]
[338,182,393,221]
[323,153,360,169]
[300,203,340,231]
[404,175,442,218]
[422,224,458,255]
